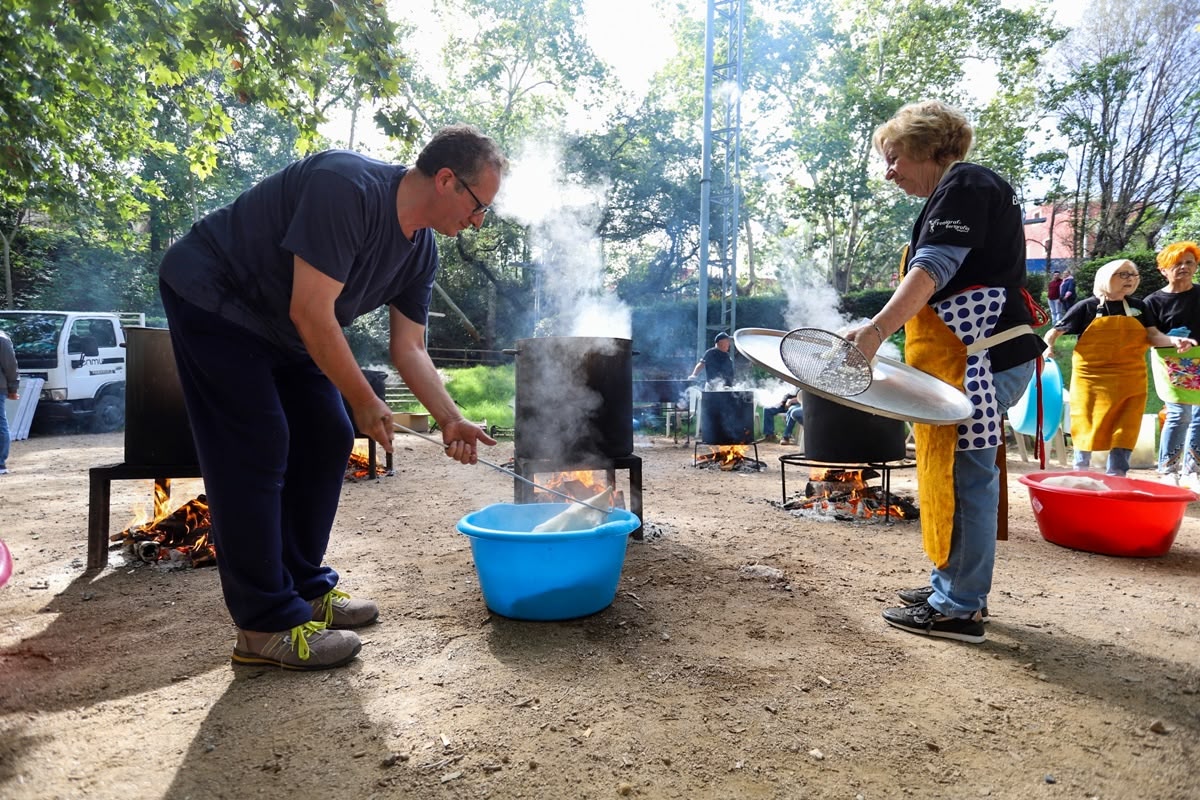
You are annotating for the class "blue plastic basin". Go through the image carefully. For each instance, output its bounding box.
[457,503,641,621]
[1008,358,1063,440]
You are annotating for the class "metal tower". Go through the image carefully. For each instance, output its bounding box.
[696,0,745,359]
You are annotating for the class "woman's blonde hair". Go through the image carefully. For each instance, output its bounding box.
[1156,241,1200,271]
[1093,259,1139,300]
[872,100,973,164]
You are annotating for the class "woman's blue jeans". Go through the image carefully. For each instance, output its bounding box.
[1157,402,1200,476]
[1073,447,1132,476]
[929,359,1036,618]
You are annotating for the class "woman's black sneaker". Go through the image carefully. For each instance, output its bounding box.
[897,585,988,621]
[882,601,986,644]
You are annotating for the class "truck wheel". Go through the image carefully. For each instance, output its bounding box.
[91,395,125,433]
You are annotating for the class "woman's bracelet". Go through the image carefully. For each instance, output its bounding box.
[869,321,886,341]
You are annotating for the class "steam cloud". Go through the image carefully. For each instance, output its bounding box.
[495,138,633,461]
[496,138,631,339]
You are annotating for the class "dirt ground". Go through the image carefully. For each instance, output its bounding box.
[1,429,1198,800]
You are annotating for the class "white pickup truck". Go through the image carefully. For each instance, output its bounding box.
[0,310,140,432]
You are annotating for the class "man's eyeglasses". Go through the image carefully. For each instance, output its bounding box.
[1114,271,1140,280]
[452,172,491,217]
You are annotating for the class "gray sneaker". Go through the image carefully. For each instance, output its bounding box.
[311,588,379,629]
[233,622,361,670]
[897,585,989,621]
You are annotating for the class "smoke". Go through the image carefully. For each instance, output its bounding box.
[495,138,631,339]
[494,137,635,463]
[775,242,901,361]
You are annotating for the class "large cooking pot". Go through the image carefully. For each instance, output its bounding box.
[701,390,755,445]
[733,328,973,425]
[124,326,198,465]
[801,390,906,463]
[511,336,633,462]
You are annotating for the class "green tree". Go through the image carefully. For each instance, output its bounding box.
[747,0,1060,292]
[1045,0,1200,259]
[0,0,405,307]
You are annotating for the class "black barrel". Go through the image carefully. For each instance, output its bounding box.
[124,326,198,466]
[800,391,906,463]
[513,336,634,462]
[701,390,755,445]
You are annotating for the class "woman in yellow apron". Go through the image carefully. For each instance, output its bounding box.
[1044,259,1193,476]
[1143,242,1200,487]
[847,101,1044,644]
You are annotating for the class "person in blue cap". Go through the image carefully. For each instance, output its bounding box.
[689,332,735,388]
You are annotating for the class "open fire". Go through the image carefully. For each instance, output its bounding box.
[694,445,765,472]
[533,469,627,509]
[783,468,918,520]
[112,480,215,567]
[345,449,388,481]
[111,445,384,567]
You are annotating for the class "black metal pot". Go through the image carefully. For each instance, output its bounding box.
[701,390,755,445]
[511,336,633,462]
[801,390,906,463]
[124,326,198,466]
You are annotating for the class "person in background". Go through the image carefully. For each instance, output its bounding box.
[1059,269,1077,310]
[1045,258,1194,477]
[689,331,735,388]
[1143,241,1200,488]
[845,100,1044,645]
[779,398,804,445]
[761,388,803,444]
[0,328,18,475]
[159,125,506,671]
[1047,270,1064,325]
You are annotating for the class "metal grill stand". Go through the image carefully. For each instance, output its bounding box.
[513,454,643,541]
[778,454,916,525]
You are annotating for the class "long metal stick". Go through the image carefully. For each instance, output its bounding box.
[392,422,615,513]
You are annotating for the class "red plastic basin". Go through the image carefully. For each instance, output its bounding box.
[1017,471,1195,557]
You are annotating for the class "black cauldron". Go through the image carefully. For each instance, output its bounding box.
[511,336,633,462]
[800,390,906,463]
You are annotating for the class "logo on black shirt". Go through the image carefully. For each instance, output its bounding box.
[929,217,971,234]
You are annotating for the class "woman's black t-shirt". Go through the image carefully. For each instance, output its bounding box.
[909,162,1043,371]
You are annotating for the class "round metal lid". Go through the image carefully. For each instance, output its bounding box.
[733,327,974,425]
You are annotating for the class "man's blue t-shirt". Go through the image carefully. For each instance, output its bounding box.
[160,150,438,357]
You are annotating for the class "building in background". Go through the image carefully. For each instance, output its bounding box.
[1023,201,1078,273]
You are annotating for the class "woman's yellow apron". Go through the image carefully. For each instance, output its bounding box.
[905,305,967,568]
[1069,309,1148,452]
[901,248,1020,568]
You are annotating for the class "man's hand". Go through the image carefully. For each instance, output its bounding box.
[441,418,498,464]
[351,396,395,453]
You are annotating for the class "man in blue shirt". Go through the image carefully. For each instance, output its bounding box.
[159,125,507,671]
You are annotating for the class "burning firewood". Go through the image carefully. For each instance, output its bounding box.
[345,450,389,481]
[113,494,217,567]
[780,468,919,520]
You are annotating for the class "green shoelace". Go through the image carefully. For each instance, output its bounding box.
[288,620,328,660]
[315,588,352,627]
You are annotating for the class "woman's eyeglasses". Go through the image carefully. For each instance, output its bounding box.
[1114,271,1140,280]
